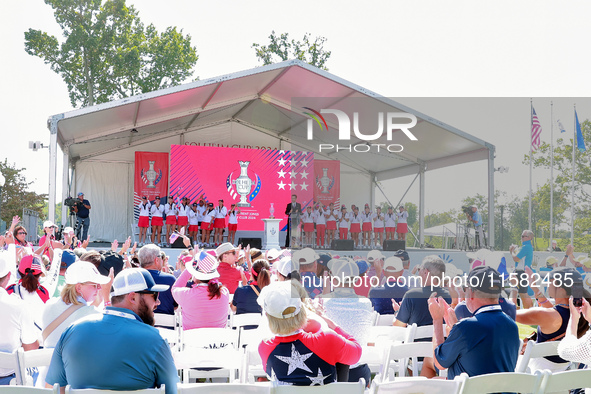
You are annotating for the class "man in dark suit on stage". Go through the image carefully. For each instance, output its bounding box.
[285,194,302,248]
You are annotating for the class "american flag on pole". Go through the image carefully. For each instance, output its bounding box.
[531,107,542,152]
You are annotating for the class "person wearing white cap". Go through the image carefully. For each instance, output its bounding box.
[265,248,281,265]
[275,256,293,281]
[0,248,39,385]
[321,259,374,385]
[39,221,58,260]
[216,242,247,294]
[257,281,362,386]
[41,261,112,348]
[45,268,177,393]
[295,248,323,299]
[366,249,385,284]
[369,256,409,315]
[172,250,230,330]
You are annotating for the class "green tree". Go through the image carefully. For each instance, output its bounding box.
[0,160,48,225]
[252,31,331,71]
[25,0,198,107]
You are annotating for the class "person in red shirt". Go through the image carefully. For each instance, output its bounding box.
[215,243,246,294]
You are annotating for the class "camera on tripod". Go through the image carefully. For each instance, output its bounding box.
[462,205,473,218]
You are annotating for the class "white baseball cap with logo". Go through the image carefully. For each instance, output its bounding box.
[330,259,359,278]
[257,281,301,319]
[382,256,404,273]
[65,261,111,285]
[43,221,58,229]
[111,268,169,296]
[367,250,385,263]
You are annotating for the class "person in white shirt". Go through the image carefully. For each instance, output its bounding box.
[325,202,338,247]
[227,204,241,245]
[187,203,200,245]
[384,206,397,241]
[0,249,39,385]
[200,203,215,247]
[150,196,164,246]
[361,204,373,249]
[176,197,190,235]
[338,205,349,241]
[164,196,177,246]
[213,200,228,247]
[137,196,151,246]
[396,205,409,241]
[314,203,327,248]
[373,206,385,248]
[349,206,362,248]
[302,206,315,247]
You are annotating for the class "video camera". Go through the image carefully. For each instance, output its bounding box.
[462,205,473,218]
[64,197,78,207]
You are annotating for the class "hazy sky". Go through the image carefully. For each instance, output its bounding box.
[2,0,591,217]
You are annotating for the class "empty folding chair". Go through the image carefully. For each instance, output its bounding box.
[270,378,365,394]
[16,348,54,386]
[64,385,165,393]
[0,350,22,385]
[371,376,462,394]
[457,370,545,394]
[0,383,60,393]
[515,341,566,373]
[177,382,270,393]
[537,368,591,394]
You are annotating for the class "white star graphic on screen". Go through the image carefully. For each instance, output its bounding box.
[278,157,287,166]
[290,183,297,190]
[300,158,309,167]
[277,181,287,190]
[277,169,287,178]
[279,150,286,154]
[291,158,297,167]
[275,344,313,375]
[300,170,309,179]
[300,182,308,191]
[308,368,330,386]
[291,170,298,179]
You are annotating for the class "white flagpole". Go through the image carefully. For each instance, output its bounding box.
[550,101,554,247]
[570,104,576,245]
[527,98,534,231]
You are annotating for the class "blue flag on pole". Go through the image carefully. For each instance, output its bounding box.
[575,109,587,152]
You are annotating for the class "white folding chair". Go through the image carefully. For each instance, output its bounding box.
[16,348,54,386]
[371,376,462,394]
[374,314,396,326]
[538,368,591,394]
[515,341,564,373]
[0,384,59,393]
[229,313,262,329]
[176,328,241,383]
[380,341,434,380]
[64,385,165,393]
[0,350,22,385]
[270,378,365,394]
[458,370,545,394]
[240,345,266,384]
[177,382,270,393]
[366,326,412,346]
[154,313,176,329]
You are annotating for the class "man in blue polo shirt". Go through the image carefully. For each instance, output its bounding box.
[429,266,520,380]
[510,229,535,309]
[139,244,177,316]
[369,256,409,314]
[45,268,178,394]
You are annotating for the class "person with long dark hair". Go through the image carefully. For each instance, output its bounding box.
[172,250,229,330]
[8,215,48,263]
[231,259,270,314]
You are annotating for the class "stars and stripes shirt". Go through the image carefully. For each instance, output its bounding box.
[258,327,362,386]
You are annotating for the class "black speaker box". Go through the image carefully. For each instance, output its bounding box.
[238,237,262,249]
[170,236,187,249]
[383,240,406,251]
[331,239,355,250]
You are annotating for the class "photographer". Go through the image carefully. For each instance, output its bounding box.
[72,192,91,241]
[467,205,484,248]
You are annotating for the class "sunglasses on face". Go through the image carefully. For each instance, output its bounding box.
[83,282,100,289]
[225,251,236,256]
[17,231,27,235]
[138,291,159,302]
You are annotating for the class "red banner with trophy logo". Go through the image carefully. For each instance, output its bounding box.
[134,152,169,220]
[314,160,340,207]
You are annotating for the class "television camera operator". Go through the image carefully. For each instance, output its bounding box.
[464,205,485,248]
[70,192,91,241]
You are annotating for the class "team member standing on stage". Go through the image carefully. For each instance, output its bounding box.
[213,200,228,247]
[164,196,177,246]
[325,202,338,246]
[188,203,200,245]
[384,206,397,241]
[227,203,240,245]
[137,196,151,246]
[176,197,190,235]
[361,204,373,249]
[373,206,385,248]
[196,197,206,229]
[201,203,215,247]
[349,206,361,248]
[150,196,165,246]
[302,206,315,247]
[396,205,409,241]
[338,205,349,240]
[314,203,327,248]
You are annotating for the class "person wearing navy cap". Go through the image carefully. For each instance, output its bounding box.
[429,266,519,380]
[46,268,177,393]
[73,192,91,241]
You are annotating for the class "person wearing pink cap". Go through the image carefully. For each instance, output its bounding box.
[172,250,230,330]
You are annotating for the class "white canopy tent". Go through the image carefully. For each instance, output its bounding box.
[47,60,496,244]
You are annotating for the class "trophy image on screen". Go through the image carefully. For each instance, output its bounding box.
[320,167,331,194]
[234,161,254,207]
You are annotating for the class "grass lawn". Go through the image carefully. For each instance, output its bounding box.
[517,322,536,339]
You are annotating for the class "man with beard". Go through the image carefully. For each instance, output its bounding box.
[45,268,178,393]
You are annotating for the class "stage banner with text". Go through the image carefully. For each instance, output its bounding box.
[169,145,313,231]
[314,160,340,207]
[134,152,169,220]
